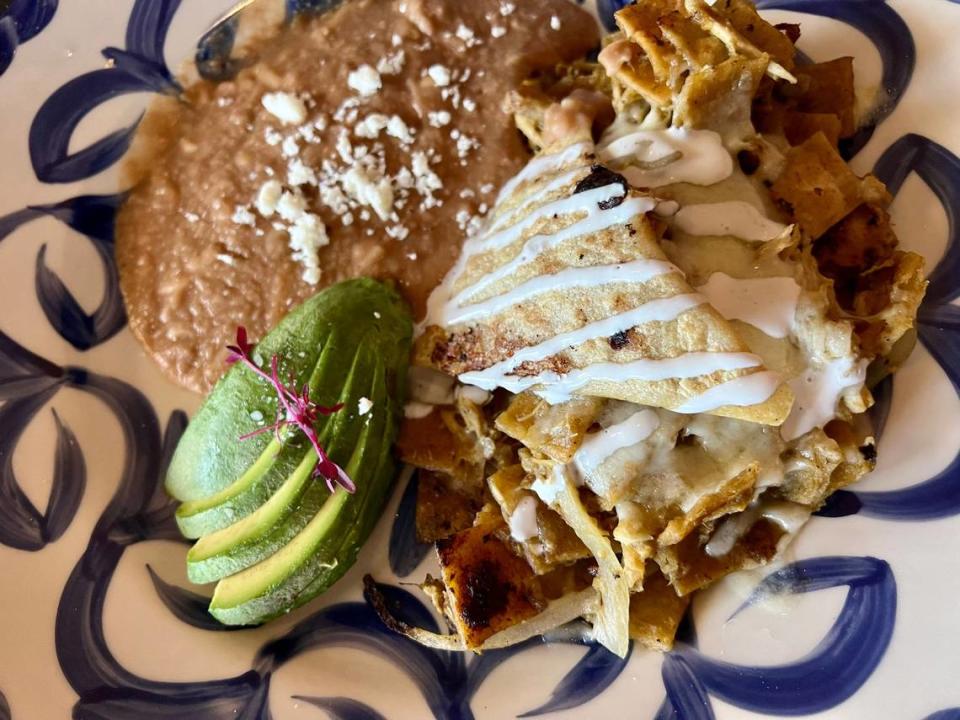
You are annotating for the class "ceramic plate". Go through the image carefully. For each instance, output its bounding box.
[2,1,959,718]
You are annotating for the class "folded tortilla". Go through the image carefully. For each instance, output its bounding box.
[418,137,794,425]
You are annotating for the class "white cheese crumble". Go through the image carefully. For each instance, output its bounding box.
[347,64,382,96]
[499,1,516,16]
[550,15,562,30]
[261,92,307,125]
[342,166,394,221]
[264,127,283,146]
[287,158,317,187]
[355,113,390,139]
[456,24,481,48]
[357,396,373,416]
[376,49,405,76]
[462,98,477,112]
[386,115,414,144]
[276,191,308,222]
[491,25,507,38]
[427,64,451,87]
[231,205,256,226]
[428,110,452,127]
[281,135,300,158]
[255,180,283,216]
[288,214,328,285]
[183,211,200,223]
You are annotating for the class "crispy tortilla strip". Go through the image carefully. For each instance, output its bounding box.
[488,464,591,573]
[435,519,543,649]
[629,568,691,651]
[614,0,685,82]
[367,573,599,653]
[782,111,842,148]
[777,429,843,506]
[683,0,795,82]
[794,58,856,137]
[532,464,631,657]
[657,463,758,546]
[396,408,484,491]
[416,470,482,543]
[495,392,602,463]
[656,516,783,595]
[674,56,768,143]
[770,132,865,238]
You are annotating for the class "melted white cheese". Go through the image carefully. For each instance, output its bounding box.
[697,273,801,339]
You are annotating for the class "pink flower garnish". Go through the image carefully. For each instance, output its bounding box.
[227,326,353,493]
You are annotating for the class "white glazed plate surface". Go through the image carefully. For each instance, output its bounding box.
[1,1,959,718]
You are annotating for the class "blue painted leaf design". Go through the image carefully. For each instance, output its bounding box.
[43,409,87,544]
[30,72,151,184]
[29,0,179,183]
[874,134,960,306]
[756,0,914,159]
[519,642,632,717]
[0,194,126,350]
[660,654,716,720]
[145,564,248,632]
[388,470,432,577]
[3,0,58,43]
[925,711,960,720]
[681,556,896,716]
[595,0,631,31]
[0,0,57,75]
[294,696,386,720]
[125,0,181,65]
[0,16,16,76]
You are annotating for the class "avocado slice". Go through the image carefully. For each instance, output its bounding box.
[184,341,377,583]
[208,348,402,626]
[166,279,398,503]
[165,278,411,624]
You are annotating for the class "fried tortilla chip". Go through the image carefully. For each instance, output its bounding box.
[629,567,692,651]
[770,132,866,238]
[435,517,543,649]
[495,392,602,463]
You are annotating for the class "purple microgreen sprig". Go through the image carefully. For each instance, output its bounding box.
[226,326,355,494]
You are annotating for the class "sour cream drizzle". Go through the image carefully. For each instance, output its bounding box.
[495,141,593,204]
[597,128,733,187]
[697,273,801,339]
[574,409,660,476]
[780,357,868,441]
[441,259,679,326]
[673,201,788,242]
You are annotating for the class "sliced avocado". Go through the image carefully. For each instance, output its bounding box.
[166,279,399,502]
[185,341,377,583]
[209,345,403,625]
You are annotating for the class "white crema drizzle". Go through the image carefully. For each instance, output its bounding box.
[697,273,801,339]
[597,128,733,187]
[673,201,788,242]
[495,141,593,204]
[574,409,660,477]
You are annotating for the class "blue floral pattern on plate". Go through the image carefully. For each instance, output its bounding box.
[1,0,958,716]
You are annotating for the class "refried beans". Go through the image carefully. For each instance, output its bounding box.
[116,0,599,393]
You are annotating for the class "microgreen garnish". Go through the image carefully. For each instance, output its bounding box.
[226,326,354,493]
